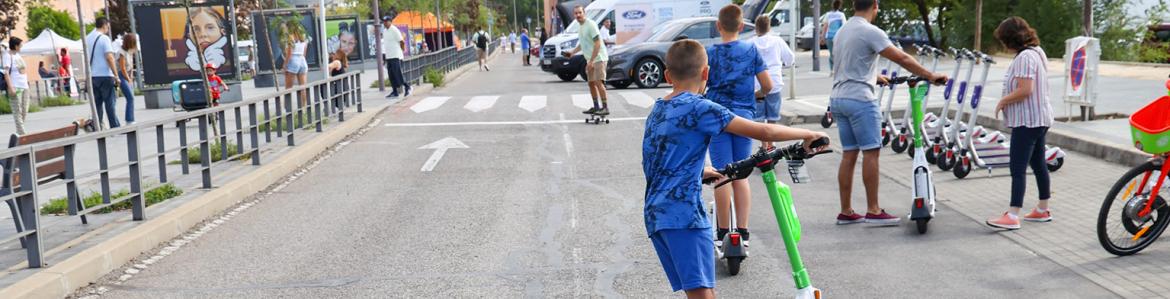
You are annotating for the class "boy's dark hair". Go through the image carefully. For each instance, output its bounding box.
[833,0,843,10]
[666,39,707,82]
[717,5,742,33]
[994,17,1040,51]
[854,0,876,11]
[95,17,109,29]
[8,37,21,50]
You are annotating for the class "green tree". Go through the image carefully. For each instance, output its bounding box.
[26,5,81,40]
[0,0,22,40]
[1095,0,1140,61]
[942,0,1082,57]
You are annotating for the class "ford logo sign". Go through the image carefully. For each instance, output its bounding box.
[700,0,709,4]
[623,10,646,19]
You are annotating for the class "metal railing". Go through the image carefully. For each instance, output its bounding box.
[0,70,363,268]
[400,41,500,85]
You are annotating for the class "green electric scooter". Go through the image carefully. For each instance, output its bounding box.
[705,138,830,299]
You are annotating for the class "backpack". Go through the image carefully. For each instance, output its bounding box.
[476,32,489,49]
[0,54,9,93]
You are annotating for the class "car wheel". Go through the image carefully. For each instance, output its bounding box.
[557,72,577,82]
[633,58,663,88]
[610,80,632,89]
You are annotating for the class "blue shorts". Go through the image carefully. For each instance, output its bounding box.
[754,92,782,122]
[285,56,308,74]
[830,98,882,151]
[650,228,716,292]
[710,108,753,168]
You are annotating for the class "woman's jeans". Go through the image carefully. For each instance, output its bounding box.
[1009,126,1052,207]
[119,74,135,123]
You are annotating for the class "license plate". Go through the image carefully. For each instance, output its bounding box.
[543,59,551,65]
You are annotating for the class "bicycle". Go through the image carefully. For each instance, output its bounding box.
[1096,78,1170,256]
[705,138,830,299]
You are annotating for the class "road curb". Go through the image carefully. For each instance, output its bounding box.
[786,107,1148,167]
[0,102,391,299]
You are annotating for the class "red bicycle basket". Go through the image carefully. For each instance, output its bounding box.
[1130,96,1170,154]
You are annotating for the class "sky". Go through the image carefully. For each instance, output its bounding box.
[1130,0,1162,18]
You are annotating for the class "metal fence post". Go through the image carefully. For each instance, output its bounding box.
[97,137,111,204]
[218,111,228,160]
[285,93,295,146]
[275,96,284,139]
[64,144,80,219]
[126,130,144,221]
[264,99,273,142]
[155,125,167,183]
[234,107,244,162]
[16,150,43,268]
[198,115,212,189]
[356,73,363,113]
[314,85,323,132]
[249,103,261,165]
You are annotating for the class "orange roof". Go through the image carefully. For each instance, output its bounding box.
[392,11,454,32]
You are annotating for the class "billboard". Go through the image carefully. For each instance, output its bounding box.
[133,0,237,85]
[361,22,410,60]
[252,9,321,73]
[326,17,361,61]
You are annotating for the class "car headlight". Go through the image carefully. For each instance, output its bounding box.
[559,39,578,50]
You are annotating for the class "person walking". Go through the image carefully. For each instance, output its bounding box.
[117,33,138,125]
[822,0,847,71]
[5,38,29,135]
[829,0,945,225]
[87,17,121,129]
[381,16,410,98]
[473,28,491,71]
[562,5,610,115]
[520,28,532,66]
[509,31,517,53]
[751,14,795,139]
[985,17,1056,230]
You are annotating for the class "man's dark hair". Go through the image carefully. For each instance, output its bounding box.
[666,39,707,82]
[833,0,843,10]
[8,37,21,50]
[717,5,742,33]
[854,0,876,11]
[95,17,109,29]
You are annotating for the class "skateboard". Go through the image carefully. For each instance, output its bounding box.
[586,112,610,124]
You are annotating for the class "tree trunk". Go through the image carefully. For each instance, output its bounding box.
[974,0,983,51]
[913,0,937,46]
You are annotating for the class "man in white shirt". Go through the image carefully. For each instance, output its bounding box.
[382,16,410,98]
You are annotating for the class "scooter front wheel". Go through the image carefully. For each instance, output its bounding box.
[820,112,833,128]
[939,149,957,171]
[925,145,939,164]
[881,130,891,147]
[891,134,910,154]
[916,219,929,234]
[953,155,972,179]
[726,256,744,275]
[1047,157,1065,172]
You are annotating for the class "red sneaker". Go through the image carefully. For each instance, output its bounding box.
[864,210,901,226]
[1022,209,1052,222]
[836,212,864,225]
[986,212,1021,230]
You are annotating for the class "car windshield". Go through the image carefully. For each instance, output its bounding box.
[564,9,606,34]
[646,21,687,42]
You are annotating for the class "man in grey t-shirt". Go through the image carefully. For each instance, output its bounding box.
[829,0,946,226]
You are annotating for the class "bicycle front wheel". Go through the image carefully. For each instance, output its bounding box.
[1097,161,1170,256]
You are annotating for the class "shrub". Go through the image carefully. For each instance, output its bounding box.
[39,95,82,107]
[0,95,44,114]
[40,183,184,215]
[424,67,444,87]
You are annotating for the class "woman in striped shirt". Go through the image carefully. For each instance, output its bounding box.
[986,17,1055,230]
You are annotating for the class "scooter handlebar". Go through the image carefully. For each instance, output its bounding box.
[878,76,943,87]
[703,138,832,187]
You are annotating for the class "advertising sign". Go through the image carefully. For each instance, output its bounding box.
[252,9,321,73]
[133,0,237,85]
[326,17,361,61]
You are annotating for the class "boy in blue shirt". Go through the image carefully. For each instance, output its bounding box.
[643,39,826,297]
[705,4,774,247]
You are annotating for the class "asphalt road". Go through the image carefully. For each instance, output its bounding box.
[87,51,1116,298]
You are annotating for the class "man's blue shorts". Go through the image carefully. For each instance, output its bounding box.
[710,108,753,168]
[754,92,782,122]
[830,98,882,151]
[650,228,716,292]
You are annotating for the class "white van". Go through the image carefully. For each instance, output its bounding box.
[541,0,754,81]
[764,0,799,40]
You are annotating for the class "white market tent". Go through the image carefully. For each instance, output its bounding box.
[21,29,83,55]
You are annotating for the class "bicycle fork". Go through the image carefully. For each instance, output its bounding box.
[762,170,820,298]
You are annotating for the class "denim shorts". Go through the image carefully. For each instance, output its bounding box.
[709,108,754,168]
[285,56,308,74]
[650,228,716,292]
[830,98,882,151]
[754,92,782,122]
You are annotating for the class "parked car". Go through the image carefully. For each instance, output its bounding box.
[605,17,754,89]
[890,20,933,49]
[796,16,829,51]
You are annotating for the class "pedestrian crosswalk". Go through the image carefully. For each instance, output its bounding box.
[404,90,674,115]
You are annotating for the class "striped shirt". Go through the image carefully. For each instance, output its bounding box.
[1002,47,1054,128]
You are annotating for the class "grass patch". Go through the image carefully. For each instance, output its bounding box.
[38,95,83,107]
[258,113,329,133]
[0,95,44,114]
[369,79,392,88]
[167,141,252,165]
[241,73,254,81]
[424,67,444,87]
[40,183,184,215]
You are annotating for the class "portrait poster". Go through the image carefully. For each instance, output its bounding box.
[133,0,237,85]
[252,8,321,73]
[326,17,361,61]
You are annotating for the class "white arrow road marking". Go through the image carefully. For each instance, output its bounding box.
[519,95,548,112]
[571,94,594,109]
[464,95,499,112]
[410,96,450,113]
[620,91,655,108]
[418,137,468,172]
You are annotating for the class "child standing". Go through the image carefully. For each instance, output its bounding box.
[205,63,228,106]
[643,39,826,298]
[705,4,773,247]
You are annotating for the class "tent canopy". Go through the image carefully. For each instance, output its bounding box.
[392,11,454,33]
[21,29,83,55]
